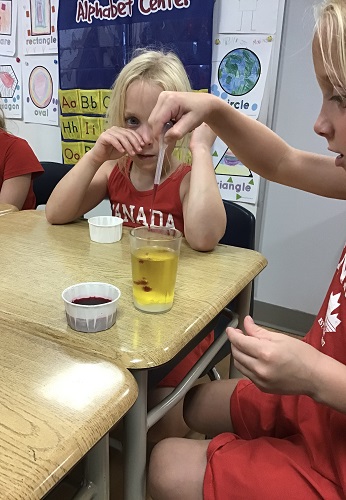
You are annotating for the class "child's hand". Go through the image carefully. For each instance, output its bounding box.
[227,316,321,397]
[189,123,216,153]
[89,126,145,166]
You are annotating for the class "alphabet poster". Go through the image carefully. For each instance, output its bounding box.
[22,54,59,124]
[57,0,215,164]
[0,55,22,118]
[0,0,17,56]
[20,0,59,54]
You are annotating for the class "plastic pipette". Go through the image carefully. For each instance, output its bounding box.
[149,121,174,227]
[153,121,174,186]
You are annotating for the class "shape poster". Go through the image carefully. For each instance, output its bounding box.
[0,0,17,56]
[211,34,274,119]
[23,55,59,124]
[0,56,22,118]
[20,0,58,54]
[212,135,259,204]
[219,0,280,34]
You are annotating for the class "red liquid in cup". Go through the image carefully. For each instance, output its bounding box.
[72,296,112,306]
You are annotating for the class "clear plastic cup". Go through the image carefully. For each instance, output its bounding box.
[129,226,182,313]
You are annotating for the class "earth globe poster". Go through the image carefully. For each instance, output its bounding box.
[211,34,274,119]
[211,34,273,203]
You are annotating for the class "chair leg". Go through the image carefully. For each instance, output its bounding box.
[207,367,221,381]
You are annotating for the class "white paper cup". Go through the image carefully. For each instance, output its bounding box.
[88,216,123,243]
[62,282,121,333]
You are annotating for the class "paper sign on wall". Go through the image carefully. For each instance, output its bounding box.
[0,56,22,118]
[219,0,280,34]
[0,0,17,56]
[20,0,59,54]
[211,34,274,119]
[22,54,59,125]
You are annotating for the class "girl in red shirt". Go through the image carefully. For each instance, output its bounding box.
[46,49,226,443]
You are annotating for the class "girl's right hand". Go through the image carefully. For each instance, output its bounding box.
[88,126,145,167]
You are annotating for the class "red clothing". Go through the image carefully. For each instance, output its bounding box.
[204,245,346,499]
[0,130,43,209]
[107,162,214,387]
[108,162,190,231]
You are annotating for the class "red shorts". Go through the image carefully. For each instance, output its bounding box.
[158,331,214,387]
[204,379,343,500]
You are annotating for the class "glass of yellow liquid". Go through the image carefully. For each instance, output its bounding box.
[129,226,182,313]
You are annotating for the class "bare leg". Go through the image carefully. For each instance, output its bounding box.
[148,437,210,500]
[184,378,240,436]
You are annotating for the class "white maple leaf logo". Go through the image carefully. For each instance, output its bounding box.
[324,292,341,333]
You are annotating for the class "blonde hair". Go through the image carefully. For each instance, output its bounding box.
[106,49,192,164]
[314,0,346,93]
[0,106,6,131]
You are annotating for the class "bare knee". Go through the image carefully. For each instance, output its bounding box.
[184,379,239,436]
[148,439,178,499]
[148,437,208,500]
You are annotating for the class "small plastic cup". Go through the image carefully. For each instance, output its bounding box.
[62,282,121,333]
[129,226,182,313]
[88,216,123,243]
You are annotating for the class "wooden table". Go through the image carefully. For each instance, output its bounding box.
[1,210,267,499]
[0,203,19,216]
[0,317,137,500]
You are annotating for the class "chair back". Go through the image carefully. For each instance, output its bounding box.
[219,199,256,251]
[219,199,256,318]
[34,162,73,207]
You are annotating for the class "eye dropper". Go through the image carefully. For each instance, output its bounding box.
[149,121,174,227]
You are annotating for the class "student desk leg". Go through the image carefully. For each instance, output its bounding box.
[124,370,148,500]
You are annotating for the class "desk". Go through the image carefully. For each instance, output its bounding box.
[0,318,137,499]
[0,203,19,216]
[1,210,267,499]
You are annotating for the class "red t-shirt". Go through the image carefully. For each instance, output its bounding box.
[204,245,346,498]
[107,162,191,232]
[0,130,43,209]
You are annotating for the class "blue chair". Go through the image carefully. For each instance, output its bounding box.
[34,162,72,208]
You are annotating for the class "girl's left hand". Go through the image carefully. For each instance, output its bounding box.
[227,316,321,396]
[189,122,216,153]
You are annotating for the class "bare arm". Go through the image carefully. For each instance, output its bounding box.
[228,316,346,414]
[46,126,145,224]
[0,174,31,209]
[181,123,226,251]
[149,92,346,200]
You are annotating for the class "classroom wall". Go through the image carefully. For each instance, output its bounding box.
[254,0,346,330]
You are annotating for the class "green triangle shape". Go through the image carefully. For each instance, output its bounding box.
[249,179,254,185]
[236,193,241,200]
[227,177,233,183]
[212,151,218,157]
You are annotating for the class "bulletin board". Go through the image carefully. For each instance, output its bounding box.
[57,0,215,165]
